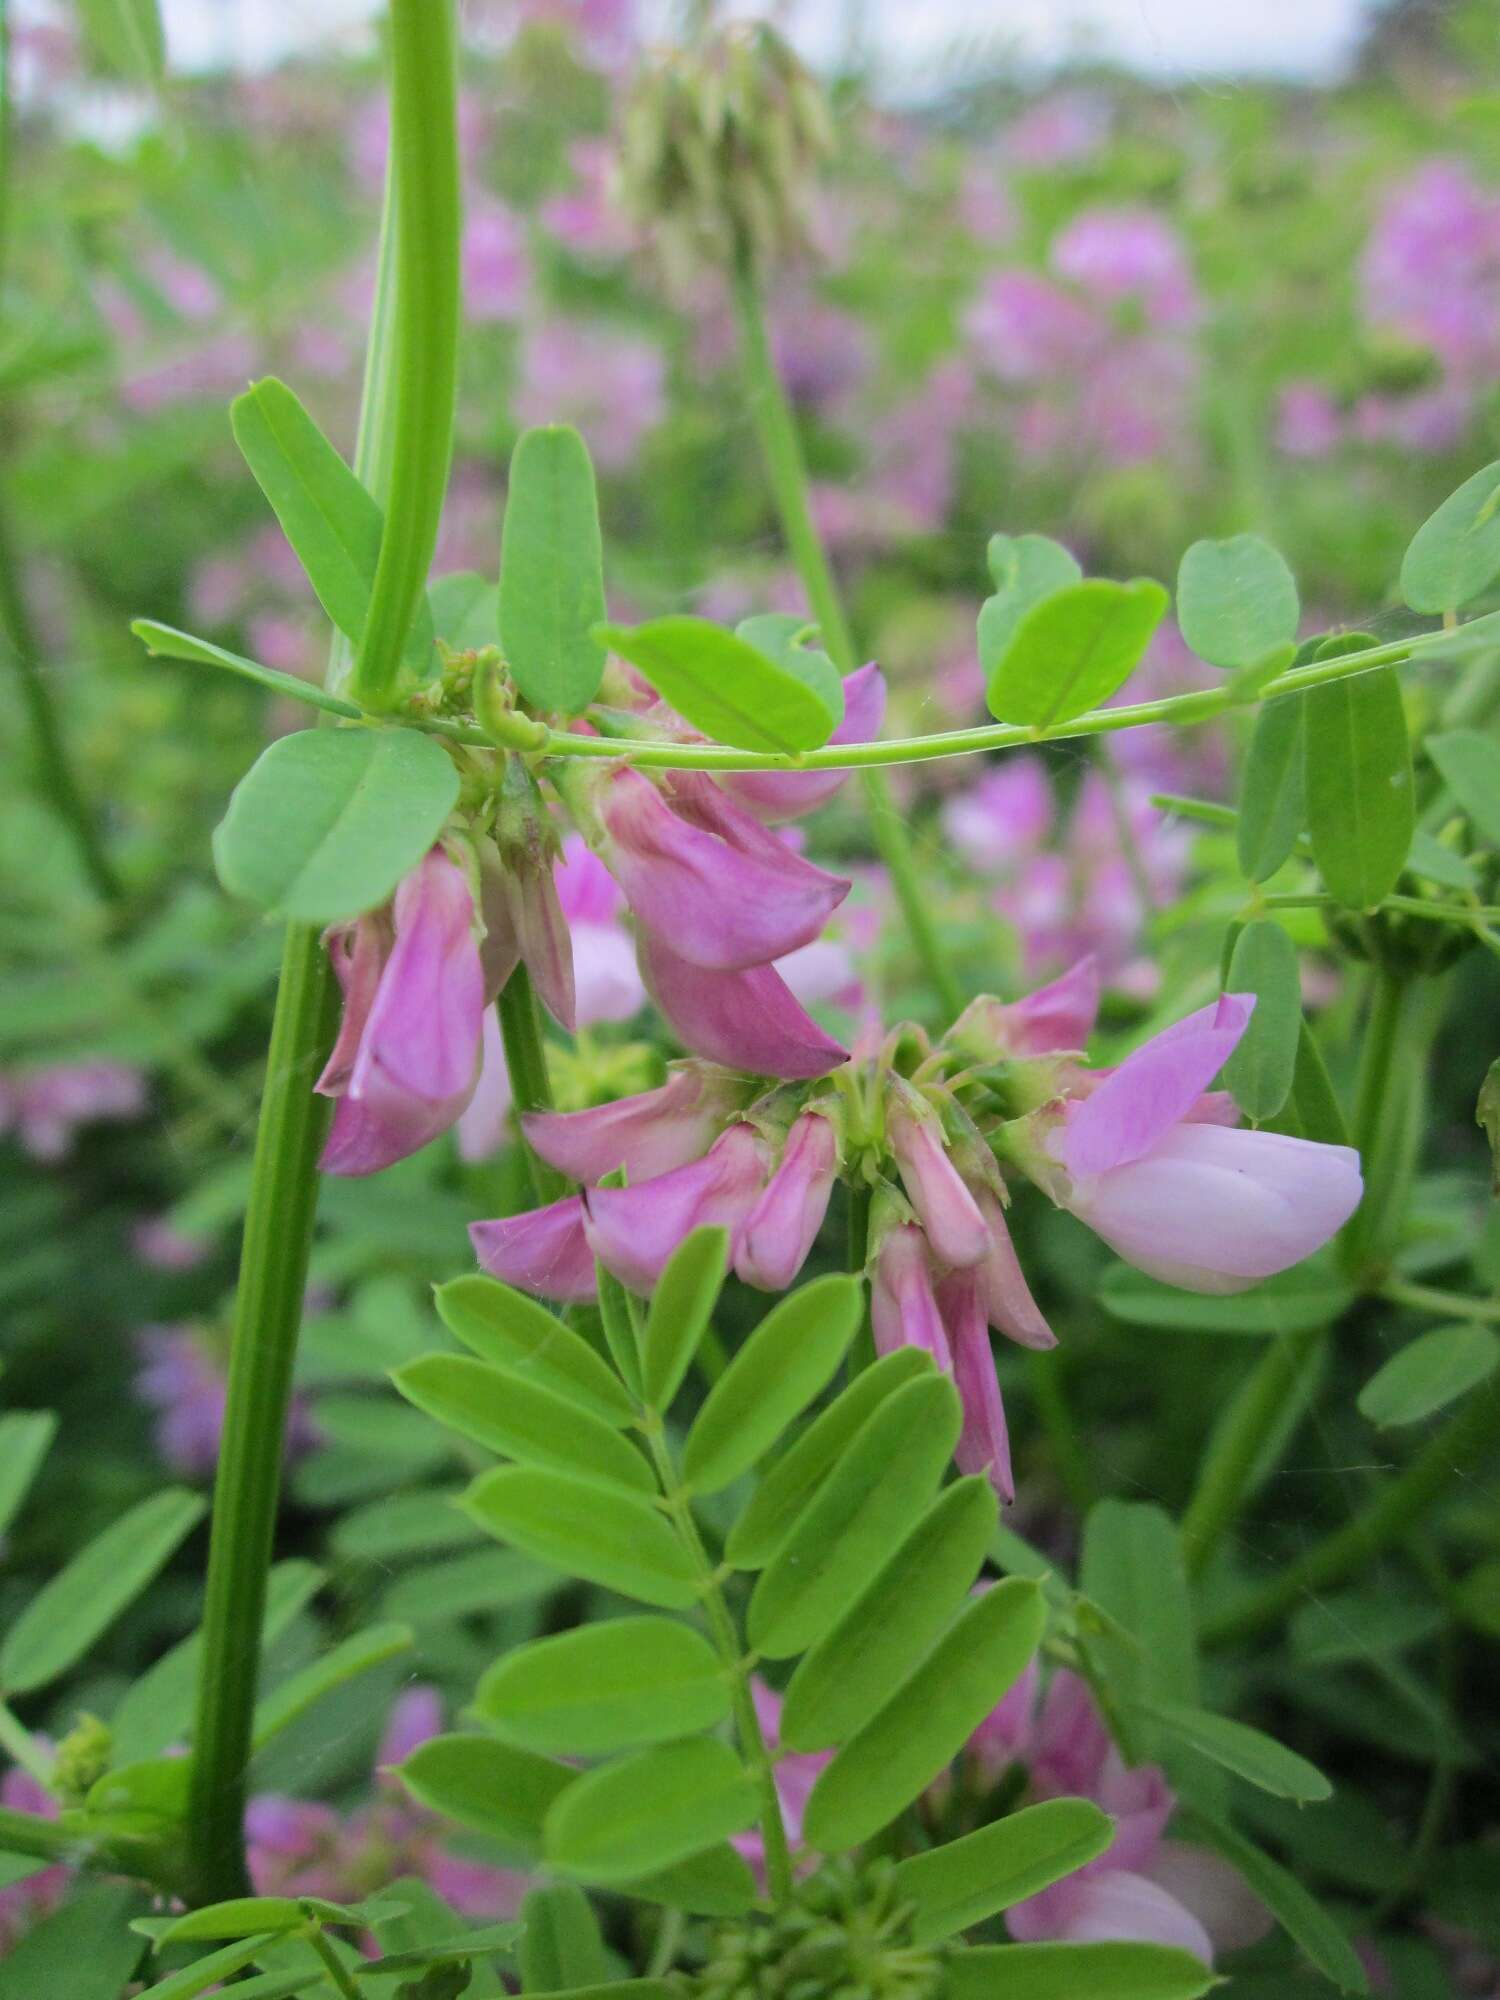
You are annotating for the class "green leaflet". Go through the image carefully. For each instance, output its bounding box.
[462,1465,699,1609]
[131,621,362,720]
[943,1941,1218,2000]
[1236,693,1306,882]
[598,617,840,753]
[1100,1259,1352,1334]
[802,1578,1046,1852]
[736,613,845,724]
[1427,728,1500,845]
[977,534,1082,679]
[892,1798,1114,1943]
[1140,1700,1332,1802]
[518,1884,608,1993]
[640,1226,728,1411]
[212,727,461,926]
[1222,919,1302,1121]
[682,1273,862,1493]
[0,1411,56,1542]
[1176,533,1300,670]
[985,578,1167,727]
[475,1616,729,1755]
[72,0,165,83]
[433,1274,636,1427]
[498,426,608,714]
[251,1622,413,1751]
[544,1738,758,1884]
[1079,1501,1198,1769]
[401,1733,575,1854]
[1180,1814,1369,1993]
[1400,458,1500,612]
[392,1354,655,1494]
[0,1882,148,2000]
[1357,1323,1500,1427]
[1304,656,1413,909]
[616,1845,759,1917]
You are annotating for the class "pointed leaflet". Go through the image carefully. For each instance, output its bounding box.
[131,621,362,720]
[1176,534,1300,671]
[1400,458,1500,612]
[1357,1324,1500,1427]
[892,1798,1114,1943]
[1140,1700,1332,1802]
[544,1738,758,1883]
[0,1411,56,1541]
[1304,645,1413,909]
[476,1617,729,1755]
[1221,919,1301,1122]
[944,1942,1218,2000]
[392,1355,655,1493]
[463,1465,699,1608]
[499,426,608,714]
[599,617,840,753]
[986,579,1167,727]
[1237,693,1306,881]
[640,1226,728,1411]
[434,1274,636,1427]
[401,1734,575,1853]
[1179,1812,1369,1993]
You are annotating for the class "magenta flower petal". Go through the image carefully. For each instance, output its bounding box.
[735,1110,839,1290]
[583,1123,768,1294]
[352,849,487,1107]
[316,913,390,1096]
[1009,1869,1214,1963]
[889,1103,990,1269]
[938,1269,1014,1502]
[320,1083,465,1178]
[1005,954,1101,1056]
[871,1225,952,1371]
[975,1192,1057,1349]
[456,1011,514,1164]
[717,665,888,822]
[599,767,850,971]
[470,1195,597,1302]
[639,934,849,1080]
[1059,993,1255,1178]
[522,1068,735,1185]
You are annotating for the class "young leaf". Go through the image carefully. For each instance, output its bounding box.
[499,426,608,715]
[401,1734,575,1852]
[0,1411,57,1542]
[986,579,1168,728]
[736,613,844,724]
[1141,1701,1331,1802]
[747,1374,962,1659]
[462,1465,699,1608]
[725,1349,935,1570]
[598,618,840,753]
[72,0,165,83]
[1237,693,1306,882]
[1222,920,1301,1122]
[892,1797,1114,1943]
[1304,659,1413,909]
[802,1578,1046,1851]
[518,1884,608,1994]
[0,1486,204,1695]
[1176,534,1300,670]
[213,728,460,926]
[978,534,1082,676]
[231,379,433,670]
[682,1273,862,1494]
[251,1622,413,1751]
[1357,1324,1500,1427]
[434,1275,636,1427]
[131,1933,284,2000]
[640,1225,729,1411]
[944,1940,1218,2000]
[1400,458,1500,613]
[154,1898,361,1946]
[131,621,362,719]
[475,1616,729,1755]
[543,1737,758,1884]
[392,1355,654,1494]
[1181,1814,1369,1993]
[1426,728,1500,845]
[780,1476,998,1752]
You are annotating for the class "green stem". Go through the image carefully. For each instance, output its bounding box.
[495,965,568,1204]
[1383,1279,1500,1324]
[728,254,965,1022]
[1025,1350,1097,1516]
[186,924,336,1902]
[0,1700,53,1791]
[1179,1324,1324,1578]
[347,0,461,711]
[1341,968,1420,1284]
[1200,1384,1500,1645]
[643,1416,794,1908]
[846,1181,874,1375]
[303,1927,363,2000]
[0,1806,79,1865]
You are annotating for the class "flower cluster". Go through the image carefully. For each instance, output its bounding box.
[0,1061,146,1163]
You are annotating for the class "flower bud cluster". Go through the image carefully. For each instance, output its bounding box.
[689,1859,943,2000]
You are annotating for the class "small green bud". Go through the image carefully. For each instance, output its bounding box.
[52,1713,112,1806]
[474,655,550,751]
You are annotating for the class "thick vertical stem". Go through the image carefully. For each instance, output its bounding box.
[729,257,966,1024]
[1341,967,1421,1284]
[496,965,568,1204]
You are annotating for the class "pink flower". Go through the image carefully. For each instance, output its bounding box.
[318,849,487,1177]
[541,138,635,262]
[736,1110,840,1290]
[1047,996,1363,1291]
[514,319,665,472]
[637,934,849,1080]
[132,1216,213,1272]
[0,1062,146,1161]
[871,1225,952,1372]
[953,957,1101,1065]
[0,1763,69,1952]
[715,665,887,822]
[1275,381,1344,458]
[734,1682,832,1882]
[973,1192,1057,1351]
[478,824,577,1032]
[522,1067,740,1185]
[463,200,529,321]
[582,1123,769,1295]
[135,1326,318,1479]
[942,757,1054,874]
[455,1011,514,1164]
[555,835,645,1024]
[1051,207,1199,330]
[470,1194,597,1303]
[936,1268,1014,1502]
[595,767,850,972]
[888,1099,990,1270]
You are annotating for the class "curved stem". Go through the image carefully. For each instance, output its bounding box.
[1179,1324,1324,1578]
[728,254,965,1022]
[347,0,461,711]
[1200,1383,1500,1646]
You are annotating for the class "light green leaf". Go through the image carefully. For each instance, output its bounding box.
[154,1897,383,1946]
[131,1933,283,2000]
[985,579,1168,728]
[131,622,362,720]
[944,1941,1218,2000]
[802,1578,1046,1852]
[1304,658,1413,909]
[781,1477,997,1752]
[462,1465,699,1608]
[748,1374,961,1659]
[0,1882,147,2000]
[1406,828,1479,892]
[978,534,1082,677]
[429,572,500,652]
[1427,729,1500,846]
[392,1355,654,1494]
[499,426,608,714]
[475,1616,729,1755]
[0,1411,56,1543]
[330,1490,478,1563]
[1400,458,1500,613]
[434,1275,636,1427]
[641,1226,728,1412]
[1080,1502,1198,1767]
[725,1349,935,1571]
[544,1737,758,1884]
[598,617,839,753]
[401,1734,575,1853]
[1222,920,1301,1122]
[1177,535,1300,671]
[1141,1701,1331,1802]
[736,614,844,724]
[519,1884,607,1994]
[1182,1814,1369,1992]
[1357,1323,1500,1427]
[213,727,460,926]
[72,0,165,82]
[377,1545,560,1625]
[1237,693,1306,882]
[0,1487,205,1695]
[252,1622,412,1751]
[893,1798,1114,1944]
[1100,1260,1351,1334]
[618,1844,759,1917]
[683,1273,862,1494]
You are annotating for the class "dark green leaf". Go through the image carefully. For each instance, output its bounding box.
[0,1486,204,1694]
[1141,1701,1330,1802]
[978,534,1082,677]
[944,1941,1217,2000]
[1237,694,1306,882]
[1177,535,1300,670]
[434,1275,636,1427]
[130,1934,283,2000]
[401,1734,575,1853]
[0,1882,147,2000]
[1270,1021,1352,1148]
[1289,1588,1444,1665]
[251,1622,412,1751]
[213,728,460,926]
[544,1737,757,1884]
[1100,1260,1351,1333]
[1080,1502,1198,1766]
[1426,729,1500,845]
[499,426,607,714]
[641,1226,728,1411]
[985,579,1168,728]
[0,1411,56,1541]
[1400,459,1500,612]
[1181,1815,1369,1992]
[598,618,839,753]
[1357,1324,1500,1427]
[393,1355,653,1494]
[518,1884,607,1994]
[803,1578,1046,1851]
[781,1477,997,1751]
[475,1616,729,1755]
[683,1274,862,1494]
[462,1466,698,1608]
[330,1491,478,1563]
[131,621,361,719]
[1222,920,1301,1121]
[1304,663,1414,909]
[72,0,165,82]
[747,1374,961,1658]
[892,1798,1114,1944]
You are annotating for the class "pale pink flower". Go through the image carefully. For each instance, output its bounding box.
[636,935,849,1081]
[470,1194,597,1303]
[0,1062,146,1161]
[522,1067,741,1186]
[735,1111,840,1291]
[582,1123,769,1295]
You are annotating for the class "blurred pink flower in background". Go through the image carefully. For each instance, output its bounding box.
[134,1325,319,1479]
[1275,380,1344,458]
[733,1683,832,1883]
[514,319,665,471]
[463,201,531,321]
[0,1063,146,1161]
[541,138,635,262]
[1006,90,1113,168]
[0,1764,67,1953]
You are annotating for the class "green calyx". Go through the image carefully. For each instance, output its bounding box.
[689,1860,945,2000]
